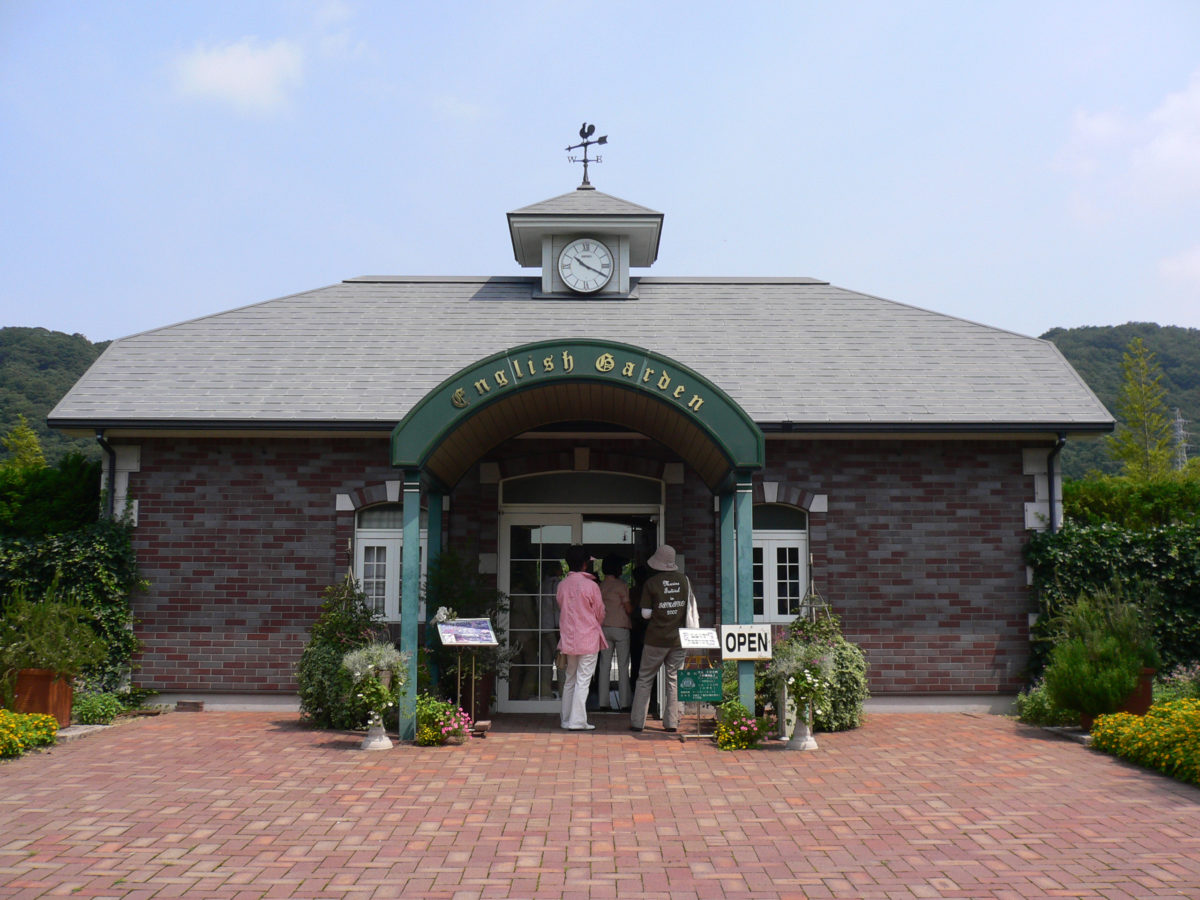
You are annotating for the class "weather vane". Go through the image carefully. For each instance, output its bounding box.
[566,123,607,188]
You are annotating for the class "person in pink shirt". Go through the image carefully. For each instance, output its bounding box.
[556,544,608,730]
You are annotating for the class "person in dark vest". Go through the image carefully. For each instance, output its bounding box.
[629,544,691,732]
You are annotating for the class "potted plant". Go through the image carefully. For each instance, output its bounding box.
[1042,585,1160,731]
[424,549,513,721]
[342,641,409,750]
[713,700,773,750]
[0,587,107,727]
[761,622,834,750]
[414,692,473,746]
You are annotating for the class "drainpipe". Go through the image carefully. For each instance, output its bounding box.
[96,430,116,520]
[1046,434,1066,534]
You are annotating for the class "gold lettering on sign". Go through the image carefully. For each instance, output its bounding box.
[447,346,714,419]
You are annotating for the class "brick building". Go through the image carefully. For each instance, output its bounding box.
[49,177,1112,714]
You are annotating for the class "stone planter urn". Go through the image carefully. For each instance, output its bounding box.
[779,686,818,751]
[360,669,394,751]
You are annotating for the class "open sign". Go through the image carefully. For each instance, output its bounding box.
[721,624,773,660]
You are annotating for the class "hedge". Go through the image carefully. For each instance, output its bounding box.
[1024,522,1200,677]
[0,520,143,689]
[1064,474,1200,529]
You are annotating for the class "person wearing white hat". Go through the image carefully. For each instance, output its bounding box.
[629,544,694,733]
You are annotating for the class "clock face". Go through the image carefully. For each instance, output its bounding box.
[557,238,614,293]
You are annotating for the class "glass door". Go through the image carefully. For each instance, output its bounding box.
[497,512,660,712]
[500,515,575,711]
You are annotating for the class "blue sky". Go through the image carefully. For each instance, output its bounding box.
[2,1,1199,343]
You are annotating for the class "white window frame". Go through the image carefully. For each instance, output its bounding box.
[354,512,427,623]
[752,529,809,624]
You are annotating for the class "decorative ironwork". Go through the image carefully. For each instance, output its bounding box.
[565,122,607,188]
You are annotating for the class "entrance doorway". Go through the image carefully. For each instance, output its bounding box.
[498,481,661,713]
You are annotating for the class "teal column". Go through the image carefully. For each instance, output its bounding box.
[719,491,735,626]
[399,469,422,741]
[735,475,755,710]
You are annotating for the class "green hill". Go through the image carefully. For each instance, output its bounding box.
[1040,323,1200,479]
[1,327,109,463]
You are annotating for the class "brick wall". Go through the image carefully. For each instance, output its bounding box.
[126,434,1036,695]
[758,439,1034,694]
[128,437,394,692]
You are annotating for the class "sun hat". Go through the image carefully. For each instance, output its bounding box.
[647,544,678,571]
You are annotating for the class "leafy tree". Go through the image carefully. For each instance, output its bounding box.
[0,415,45,473]
[1041,324,1199,478]
[1107,337,1173,480]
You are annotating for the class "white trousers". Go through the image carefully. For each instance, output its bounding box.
[560,652,598,729]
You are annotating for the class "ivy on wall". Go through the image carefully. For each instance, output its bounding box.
[1024,523,1200,677]
[0,520,143,689]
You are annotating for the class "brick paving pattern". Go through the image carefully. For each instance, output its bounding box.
[1,711,1197,898]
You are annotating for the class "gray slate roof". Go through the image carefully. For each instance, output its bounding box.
[508,189,662,217]
[49,276,1112,432]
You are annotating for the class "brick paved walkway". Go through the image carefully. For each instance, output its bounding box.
[2,711,1197,899]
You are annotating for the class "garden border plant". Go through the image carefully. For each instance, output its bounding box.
[1090,699,1200,786]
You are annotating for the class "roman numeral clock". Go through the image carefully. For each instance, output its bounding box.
[557,237,613,293]
[506,124,664,298]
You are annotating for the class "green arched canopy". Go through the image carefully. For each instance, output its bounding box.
[391,339,764,492]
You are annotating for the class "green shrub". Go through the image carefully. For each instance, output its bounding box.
[0,452,101,539]
[1013,679,1080,726]
[1090,699,1200,785]
[296,577,380,730]
[1044,634,1141,718]
[72,690,126,725]
[1040,590,1158,719]
[814,638,869,732]
[0,709,58,759]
